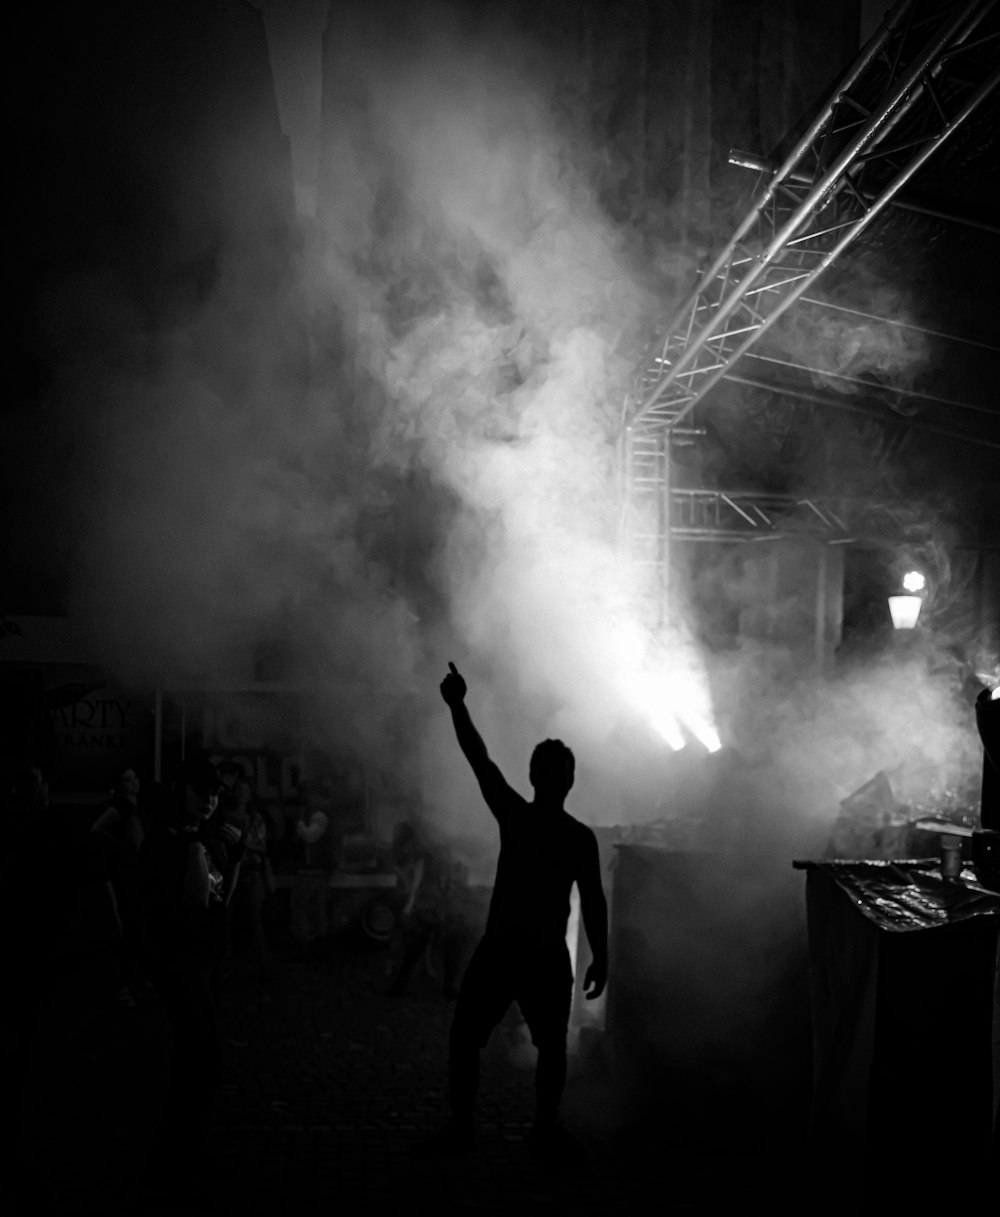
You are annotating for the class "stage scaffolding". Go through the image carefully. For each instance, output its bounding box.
[619,0,1000,615]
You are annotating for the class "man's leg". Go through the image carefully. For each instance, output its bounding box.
[519,945,575,1149]
[534,1042,568,1129]
[412,939,509,1156]
[447,939,508,1126]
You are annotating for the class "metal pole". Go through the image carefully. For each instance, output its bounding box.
[815,544,828,673]
[659,431,671,629]
[728,147,1000,235]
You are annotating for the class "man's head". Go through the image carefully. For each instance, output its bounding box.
[529,739,575,804]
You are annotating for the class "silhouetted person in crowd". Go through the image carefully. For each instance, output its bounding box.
[289,780,334,956]
[415,662,608,1166]
[92,765,147,1006]
[138,755,243,1196]
[226,775,274,980]
[385,819,459,998]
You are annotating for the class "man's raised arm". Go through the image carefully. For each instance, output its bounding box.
[439,661,509,807]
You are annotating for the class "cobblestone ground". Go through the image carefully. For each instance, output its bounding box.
[11,933,823,1217]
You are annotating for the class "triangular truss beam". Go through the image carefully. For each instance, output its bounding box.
[625,0,1000,438]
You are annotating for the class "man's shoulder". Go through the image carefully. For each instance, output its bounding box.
[561,808,595,833]
[556,810,598,848]
[489,782,529,817]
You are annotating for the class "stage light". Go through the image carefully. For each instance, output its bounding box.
[621,670,722,753]
[622,672,686,750]
[901,570,926,593]
[695,723,723,753]
[652,713,687,752]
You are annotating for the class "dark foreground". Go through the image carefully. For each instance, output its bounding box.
[4,924,887,1217]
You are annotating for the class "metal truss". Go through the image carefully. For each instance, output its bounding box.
[618,431,874,594]
[620,0,999,577]
[627,482,915,547]
[625,0,1000,438]
[621,430,943,611]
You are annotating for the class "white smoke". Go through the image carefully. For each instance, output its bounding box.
[312,1,729,842]
[46,0,986,850]
[10,1,986,849]
[10,1,996,1153]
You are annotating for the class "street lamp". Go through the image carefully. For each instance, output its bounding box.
[888,569,925,630]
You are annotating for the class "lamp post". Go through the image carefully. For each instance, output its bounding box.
[888,570,926,630]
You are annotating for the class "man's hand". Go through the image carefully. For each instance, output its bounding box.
[583,958,607,1001]
[440,661,467,707]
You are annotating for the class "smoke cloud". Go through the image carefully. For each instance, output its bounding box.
[10,1,989,844]
[9,0,995,1140]
[312,0,727,843]
[765,261,930,398]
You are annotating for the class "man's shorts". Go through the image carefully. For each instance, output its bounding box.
[450,935,574,1051]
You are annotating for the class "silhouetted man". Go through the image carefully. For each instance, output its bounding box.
[417,662,608,1164]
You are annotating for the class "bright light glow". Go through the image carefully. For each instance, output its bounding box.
[888,594,922,629]
[652,712,687,751]
[691,719,723,753]
[620,664,722,753]
[902,570,926,593]
[992,685,1000,702]
[622,672,686,750]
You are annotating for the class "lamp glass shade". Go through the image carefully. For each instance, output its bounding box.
[888,594,922,629]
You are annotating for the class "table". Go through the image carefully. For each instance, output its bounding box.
[793,858,1000,1158]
